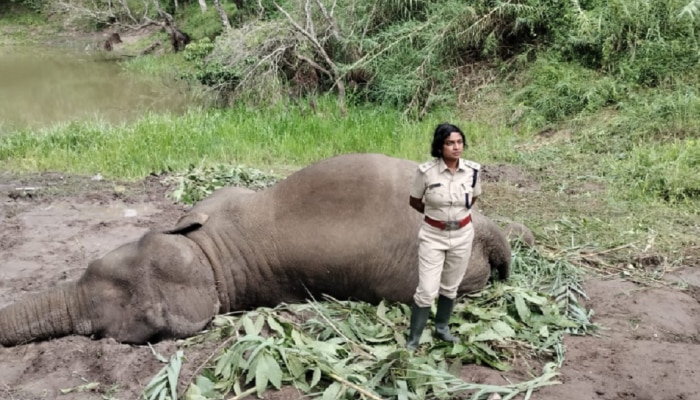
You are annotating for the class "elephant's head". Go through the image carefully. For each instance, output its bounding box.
[0,231,219,346]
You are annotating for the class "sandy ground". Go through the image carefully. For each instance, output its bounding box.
[0,173,698,400]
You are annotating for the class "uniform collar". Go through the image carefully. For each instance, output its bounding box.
[438,158,466,172]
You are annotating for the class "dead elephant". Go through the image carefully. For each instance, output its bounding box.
[0,153,527,346]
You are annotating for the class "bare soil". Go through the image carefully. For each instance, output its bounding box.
[0,173,699,400]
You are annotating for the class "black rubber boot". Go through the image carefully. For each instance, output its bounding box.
[434,295,459,343]
[406,305,431,351]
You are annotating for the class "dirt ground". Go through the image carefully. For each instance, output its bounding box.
[0,172,698,400]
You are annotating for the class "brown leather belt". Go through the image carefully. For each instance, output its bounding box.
[424,215,472,231]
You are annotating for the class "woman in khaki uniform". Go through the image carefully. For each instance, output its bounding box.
[406,122,482,351]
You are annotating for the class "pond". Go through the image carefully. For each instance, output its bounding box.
[0,45,192,133]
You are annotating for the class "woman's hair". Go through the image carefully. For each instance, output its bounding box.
[430,123,466,158]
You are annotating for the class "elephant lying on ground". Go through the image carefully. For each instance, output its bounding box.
[0,153,530,346]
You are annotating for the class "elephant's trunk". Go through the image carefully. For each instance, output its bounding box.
[0,282,92,346]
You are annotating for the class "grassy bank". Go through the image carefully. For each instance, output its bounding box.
[0,98,521,177]
[1,95,697,264]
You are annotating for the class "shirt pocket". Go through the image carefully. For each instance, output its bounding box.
[424,182,448,207]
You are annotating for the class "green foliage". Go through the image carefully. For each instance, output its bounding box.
[509,244,594,336]
[168,246,593,399]
[8,0,700,125]
[560,0,700,83]
[506,0,700,125]
[182,21,293,106]
[2,0,45,13]
[609,88,700,142]
[180,36,240,97]
[143,349,184,400]
[343,0,544,115]
[0,99,452,179]
[121,52,189,79]
[165,163,281,204]
[183,37,215,62]
[610,138,700,203]
[184,0,548,114]
[511,58,626,125]
[181,2,236,40]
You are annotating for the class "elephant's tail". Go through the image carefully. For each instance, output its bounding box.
[0,283,92,346]
[491,230,512,281]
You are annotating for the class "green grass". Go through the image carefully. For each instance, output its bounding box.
[121,52,186,77]
[0,97,522,179]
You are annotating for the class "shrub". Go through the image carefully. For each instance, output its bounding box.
[181,1,238,40]
[600,88,700,152]
[510,58,626,125]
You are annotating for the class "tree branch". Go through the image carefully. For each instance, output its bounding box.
[274,0,346,115]
[294,51,331,77]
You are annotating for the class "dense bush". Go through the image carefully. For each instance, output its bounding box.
[182,0,700,123]
[1,0,45,12]
[511,58,626,124]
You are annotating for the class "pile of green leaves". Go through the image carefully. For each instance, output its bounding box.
[143,245,595,400]
[165,163,282,205]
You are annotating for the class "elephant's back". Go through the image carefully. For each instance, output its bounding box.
[260,154,423,302]
[269,153,417,213]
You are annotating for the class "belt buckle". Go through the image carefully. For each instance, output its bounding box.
[444,220,459,231]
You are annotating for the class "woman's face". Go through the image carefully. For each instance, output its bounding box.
[441,132,464,162]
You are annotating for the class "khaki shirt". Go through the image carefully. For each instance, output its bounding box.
[410,158,482,222]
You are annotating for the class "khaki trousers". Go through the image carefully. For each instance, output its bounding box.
[413,222,475,308]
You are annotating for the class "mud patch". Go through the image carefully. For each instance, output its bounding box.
[481,164,540,193]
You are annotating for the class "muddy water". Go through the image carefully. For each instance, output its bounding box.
[0,46,191,132]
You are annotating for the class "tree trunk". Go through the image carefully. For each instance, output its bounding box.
[0,283,91,346]
[152,0,174,25]
[213,0,231,30]
[198,0,207,12]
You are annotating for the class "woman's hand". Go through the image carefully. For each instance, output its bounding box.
[409,196,425,214]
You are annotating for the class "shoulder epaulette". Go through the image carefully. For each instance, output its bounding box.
[418,159,439,173]
[463,159,481,171]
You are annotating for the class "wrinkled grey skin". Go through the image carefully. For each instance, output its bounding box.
[0,154,517,346]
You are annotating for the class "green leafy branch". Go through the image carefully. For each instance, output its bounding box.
[164,163,282,205]
[143,350,185,400]
[138,245,595,400]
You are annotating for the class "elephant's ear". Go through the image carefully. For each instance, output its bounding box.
[164,212,209,235]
